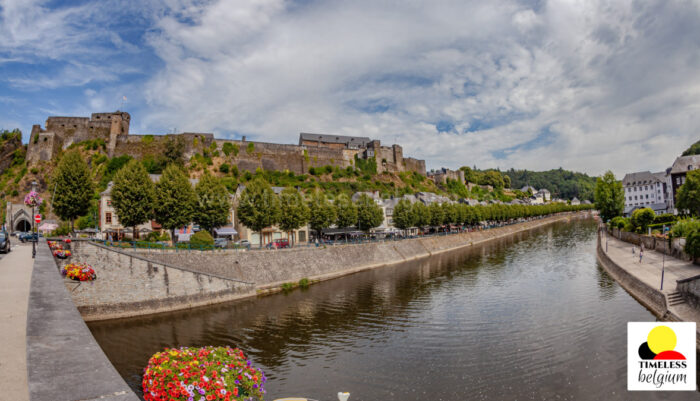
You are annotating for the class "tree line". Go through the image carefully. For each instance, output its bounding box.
[52,151,230,241]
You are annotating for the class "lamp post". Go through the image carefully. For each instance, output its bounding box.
[31,181,37,259]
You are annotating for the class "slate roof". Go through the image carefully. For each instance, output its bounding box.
[621,171,662,186]
[670,155,700,175]
[299,133,371,148]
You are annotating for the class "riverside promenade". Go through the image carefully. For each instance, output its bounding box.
[0,243,32,401]
[598,231,700,333]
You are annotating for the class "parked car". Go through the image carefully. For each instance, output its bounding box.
[233,240,250,248]
[19,232,42,243]
[265,239,290,249]
[0,232,9,253]
[214,238,228,249]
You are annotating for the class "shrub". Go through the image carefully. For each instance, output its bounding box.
[142,135,154,144]
[30,167,39,174]
[631,208,655,233]
[609,216,627,229]
[298,278,310,289]
[324,165,333,174]
[654,213,678,225]
[142,346,266,401]
[219,163,230,174]
[246,142,255,154]
[685,231,700,258]
[190,230,214,246]
[281,282,294,292]
[222,142,234,156]
[670,219,700,238]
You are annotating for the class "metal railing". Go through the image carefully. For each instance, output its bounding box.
[89,213,566,253]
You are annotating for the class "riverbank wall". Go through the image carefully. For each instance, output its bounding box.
[64,211,591,321]
[26,240,139,401]
[595,231,667,317]
[602,227,700,318]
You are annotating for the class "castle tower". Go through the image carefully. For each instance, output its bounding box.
[106,111,130,157]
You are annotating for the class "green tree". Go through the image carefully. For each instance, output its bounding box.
[111,159,155,239]
[411,202,431,229]
[236,178,281,248]
[335,194,358,228]
[480,170,505,188]
[429,202,445,227]
[52,150,94,231]
[594,171,624,222]
[307,190,336,240]
[630,208,656,233]
[154,164,196,242]
[676,170,700,216]
[392,199,414,232]
[278,187,309,246]
[356,194,384,232]
[194,171,231,234]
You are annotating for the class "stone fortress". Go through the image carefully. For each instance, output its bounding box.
[26,111,426,176]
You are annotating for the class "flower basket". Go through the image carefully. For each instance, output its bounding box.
[61,263,96,281]
[24,190,43,208]
[53,250,71,259]
[142,346,266,401]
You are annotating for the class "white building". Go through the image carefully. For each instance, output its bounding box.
[621,171,668,216]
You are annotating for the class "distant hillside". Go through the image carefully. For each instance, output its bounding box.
[503,168,596,201]
[682,139,700,156]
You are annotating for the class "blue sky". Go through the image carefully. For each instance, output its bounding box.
[1,0,700,176]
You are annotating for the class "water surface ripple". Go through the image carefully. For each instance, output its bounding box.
[89,219,699,400]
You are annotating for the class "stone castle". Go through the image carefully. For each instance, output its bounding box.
[26,111,426,176]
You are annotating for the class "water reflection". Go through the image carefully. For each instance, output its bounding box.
[90,219,698,400]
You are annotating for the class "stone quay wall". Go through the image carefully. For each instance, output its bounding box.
[64,212,590,320]
[27,240,139,400]
[595,230,668,317]
[132,212,589,290]
[57,242,255,321]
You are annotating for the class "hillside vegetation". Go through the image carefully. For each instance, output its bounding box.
[503,168,595,201]
[682,139,700,156]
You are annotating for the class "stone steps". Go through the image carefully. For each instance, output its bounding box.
[667,291,686,307]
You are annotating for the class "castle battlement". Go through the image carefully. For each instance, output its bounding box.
[25,111,426,177]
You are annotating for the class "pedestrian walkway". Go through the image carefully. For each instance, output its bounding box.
[0,243,33,401]
[601,232,700,326]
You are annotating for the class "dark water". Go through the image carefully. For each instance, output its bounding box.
[89,219,699,400]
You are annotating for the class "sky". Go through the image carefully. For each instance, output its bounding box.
[1,0,699,177]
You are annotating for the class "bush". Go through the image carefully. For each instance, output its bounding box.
[190,230,214,246]
[654,213,678,225]
[142,135,154,144]
[685,231,700,258]
[609,216,627,229]
[144,231,170,242]
[631,208,655,233]
[670,219,700,238]
[219,163,230,173]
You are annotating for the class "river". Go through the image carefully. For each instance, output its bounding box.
[88,218,699,400]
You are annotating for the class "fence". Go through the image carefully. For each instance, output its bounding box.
[89,213,574,253]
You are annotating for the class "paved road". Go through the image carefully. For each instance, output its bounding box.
[0,242,33,401]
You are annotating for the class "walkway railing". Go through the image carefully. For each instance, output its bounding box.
[89,213,574,253]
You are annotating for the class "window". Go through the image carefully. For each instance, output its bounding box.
[645,186,648,190]
[646,194,649,199]
[106,212,112,224]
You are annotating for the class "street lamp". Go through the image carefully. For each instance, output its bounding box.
[31,181,37,259]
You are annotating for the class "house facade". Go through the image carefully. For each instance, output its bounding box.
[621,171,668,216]
[668,155,700,213]
[232,184,310,246]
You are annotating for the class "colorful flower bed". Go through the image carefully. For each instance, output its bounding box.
[53,249,72,259]
[49,241,72,259]
[143,346,266,401]
[61,263,96,281]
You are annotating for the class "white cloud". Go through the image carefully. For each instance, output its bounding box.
[4,0,700,177]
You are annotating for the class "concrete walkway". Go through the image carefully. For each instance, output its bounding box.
[0,243,33,401]
[601,232,700,325]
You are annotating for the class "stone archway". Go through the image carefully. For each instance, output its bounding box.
[14,218,31,232]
